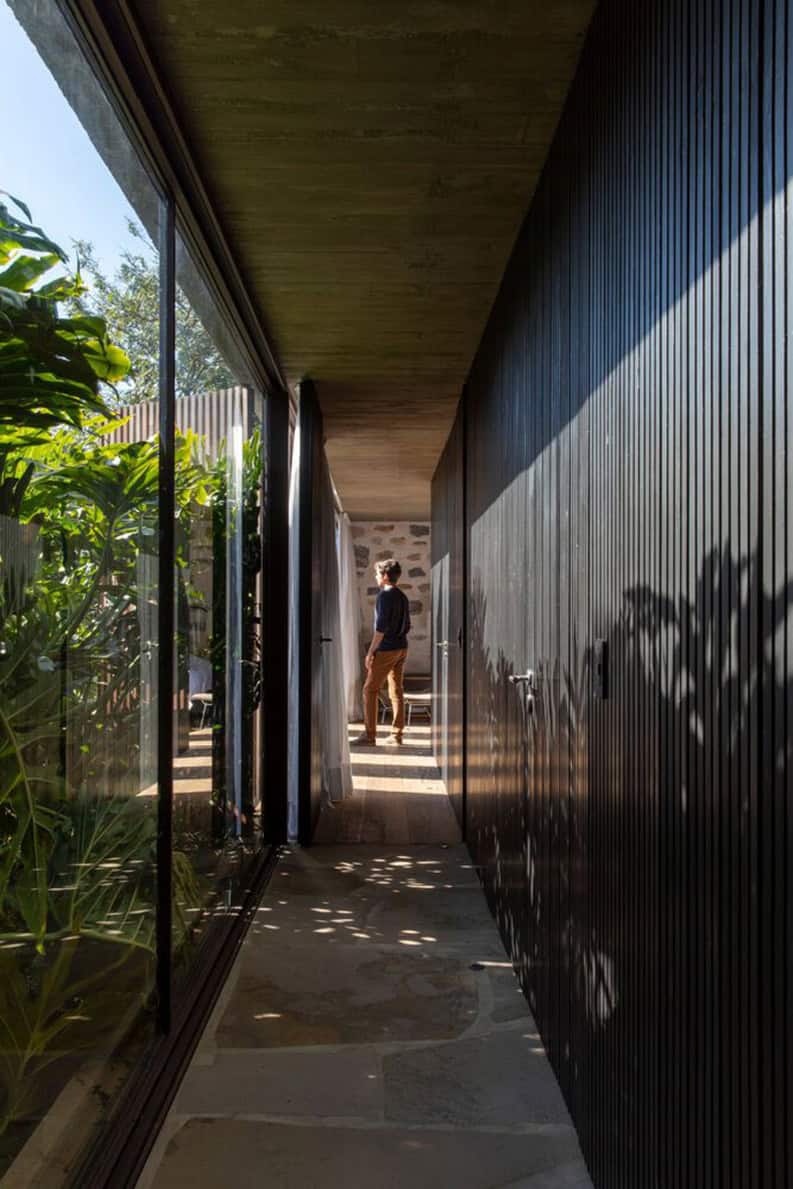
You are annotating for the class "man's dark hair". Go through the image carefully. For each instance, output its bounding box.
[375,558,401,583]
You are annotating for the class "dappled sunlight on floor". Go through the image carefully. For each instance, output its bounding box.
[138,840,593,1189]
[133,713,591,1187]
[239,849,478,950]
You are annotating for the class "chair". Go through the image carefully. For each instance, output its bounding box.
[377,679,432,726]
[404,691,432,725]
[377,687,392,724]
[188,655,213,728]
[190,691,213,729]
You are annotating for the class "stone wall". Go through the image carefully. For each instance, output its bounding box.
[351,521,431,676]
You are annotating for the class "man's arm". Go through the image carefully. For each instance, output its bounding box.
[367,589,388,668]
[366,630,384,668]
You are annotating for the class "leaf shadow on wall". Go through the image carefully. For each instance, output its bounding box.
[466,546,793,1146]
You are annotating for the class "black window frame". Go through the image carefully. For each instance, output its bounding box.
[4,1,292,1183]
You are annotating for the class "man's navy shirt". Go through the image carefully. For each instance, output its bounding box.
[374,585,411,651]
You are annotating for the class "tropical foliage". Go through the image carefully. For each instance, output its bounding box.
[71,222,235,405]
[0,194,210,1145]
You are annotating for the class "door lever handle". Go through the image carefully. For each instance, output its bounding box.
[508,669,536,687]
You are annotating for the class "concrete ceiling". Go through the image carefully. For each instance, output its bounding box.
[130,1,595,517]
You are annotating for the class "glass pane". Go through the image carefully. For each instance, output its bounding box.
[171,230,265,970]
[0,1,162,1178]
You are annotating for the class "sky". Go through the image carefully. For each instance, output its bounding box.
[1,1,141,277]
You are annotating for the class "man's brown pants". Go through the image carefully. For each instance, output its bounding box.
[363,648,408,741]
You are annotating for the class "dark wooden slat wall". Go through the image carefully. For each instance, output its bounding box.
[431,409,465,828]
[451,0,793,1184]
[431,428,449,783]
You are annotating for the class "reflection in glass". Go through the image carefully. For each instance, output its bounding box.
[0,0,162,1178]
[0,1,268,1178]
[159,230,266,965]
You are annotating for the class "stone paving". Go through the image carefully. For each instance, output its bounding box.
[137,729,593,1189]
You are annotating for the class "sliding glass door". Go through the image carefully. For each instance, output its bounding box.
[0,2,272,1182]
[170,233,266,971]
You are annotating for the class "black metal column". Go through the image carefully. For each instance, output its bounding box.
[156,193,175,1035]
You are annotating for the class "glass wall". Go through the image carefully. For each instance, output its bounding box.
[0,1,163,1176]
[0,1,269,1181]
[168,233,265,972]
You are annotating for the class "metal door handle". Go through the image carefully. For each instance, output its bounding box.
[436,640,450,648]
[508,669,536,687]
[319,636,333,643]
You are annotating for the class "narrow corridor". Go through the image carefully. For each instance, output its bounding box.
[138,728,592,1189]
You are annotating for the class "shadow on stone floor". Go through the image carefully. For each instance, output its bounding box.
[136,759,593,1188]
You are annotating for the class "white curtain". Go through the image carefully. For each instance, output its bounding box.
[337,513,362,721]
[319,455,353,804]
[286,419,300,839]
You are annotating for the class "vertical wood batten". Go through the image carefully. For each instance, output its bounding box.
[447,0,793,1184]
[431,410,465,830]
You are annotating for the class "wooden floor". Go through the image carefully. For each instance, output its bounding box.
[313,723,461,846]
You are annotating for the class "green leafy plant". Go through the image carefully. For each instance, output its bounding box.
[0,195,205,1145]
[71,222,234,405]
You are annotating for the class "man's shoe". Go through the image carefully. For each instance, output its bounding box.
[384,735,403,747]
[350,733,376,747]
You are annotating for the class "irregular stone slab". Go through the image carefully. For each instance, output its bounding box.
[151,1119,584,1189]
[488,963,535,1023]
[138,771,594,1189]
[500,1161,594,1187]
[383,1031,572,1126]
[174,1047,382,1119]
[409,524,430,536]
[216,944,479,1048]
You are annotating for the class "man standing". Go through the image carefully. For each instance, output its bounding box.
[351,558,410,747]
